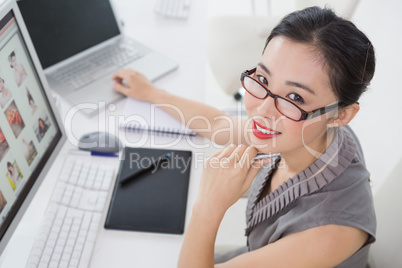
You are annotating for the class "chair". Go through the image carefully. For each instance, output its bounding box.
[207,0,361,98]
[368,157,402,267]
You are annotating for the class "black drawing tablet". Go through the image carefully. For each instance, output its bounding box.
[105,147,192,234]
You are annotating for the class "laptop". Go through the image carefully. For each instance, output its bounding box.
[17,0,179,116]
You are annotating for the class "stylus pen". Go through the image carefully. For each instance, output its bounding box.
[253,153,282,161]
[120,153,171,185]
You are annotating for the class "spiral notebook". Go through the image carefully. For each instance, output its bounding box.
[120,98,196,136]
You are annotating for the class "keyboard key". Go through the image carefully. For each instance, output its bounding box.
[26,156,115,267]
[52,40,143,90]
[59,260,70,268]
[155,0,191,19]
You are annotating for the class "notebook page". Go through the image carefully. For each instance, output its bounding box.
[121,98,195,136]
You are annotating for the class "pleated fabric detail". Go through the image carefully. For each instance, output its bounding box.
[245,128,357,235]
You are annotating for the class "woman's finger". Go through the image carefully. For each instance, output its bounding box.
[112,68,131,81]
[238,145,259,169]
[215,144,236,159]
[228,144,248,163]
[112,80,129,94]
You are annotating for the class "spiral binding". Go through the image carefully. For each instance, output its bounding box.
[120,122,196,137]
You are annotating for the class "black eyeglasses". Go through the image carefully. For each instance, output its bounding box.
[240,67,342,121]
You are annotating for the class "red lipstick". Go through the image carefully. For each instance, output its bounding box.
[252,120,281,140]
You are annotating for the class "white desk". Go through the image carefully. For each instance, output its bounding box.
[0,0,207,267]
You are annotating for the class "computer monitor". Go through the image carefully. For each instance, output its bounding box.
[0,0,66,254]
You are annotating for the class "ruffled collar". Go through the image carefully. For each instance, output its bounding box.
[245,127,357,235]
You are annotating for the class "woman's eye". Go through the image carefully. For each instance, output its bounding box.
[287,93,305,104]
[256,75,268,85]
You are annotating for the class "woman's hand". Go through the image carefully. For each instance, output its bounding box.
[112,69,160,102]
[195,144,268,215]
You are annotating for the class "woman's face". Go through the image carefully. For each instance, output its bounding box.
[244,36,338,157]
[7,165,14,175]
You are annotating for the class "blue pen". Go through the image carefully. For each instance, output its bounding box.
[69,149,119,158]
[90,151,119,158]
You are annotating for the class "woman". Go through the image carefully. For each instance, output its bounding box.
[113,7,375,267]
[26,88,38,114]
[7,161,21,190]
[38,118,49,138]
[8,51,27,87]
[0,76,12,108]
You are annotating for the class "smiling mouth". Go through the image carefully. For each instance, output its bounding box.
[254,121,280,134]
[255,123,280,135]
[252,121,281,139]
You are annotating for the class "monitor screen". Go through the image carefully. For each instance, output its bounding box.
[0,9,62,241]
[17,0,121,69]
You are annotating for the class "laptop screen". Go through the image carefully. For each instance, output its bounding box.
[17,0,121,69]
[0,9,62,242]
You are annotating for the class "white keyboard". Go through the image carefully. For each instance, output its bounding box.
[155,0,191,19]
[25,156,115,268]
[53,39,143,89]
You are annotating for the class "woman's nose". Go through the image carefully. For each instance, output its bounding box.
[256,96,279,117]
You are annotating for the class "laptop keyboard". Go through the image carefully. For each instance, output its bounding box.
[25,156,115,268]
[155,0,191,19]
[53,39,144,90]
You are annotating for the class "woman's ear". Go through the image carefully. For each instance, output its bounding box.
[328,103,360,128]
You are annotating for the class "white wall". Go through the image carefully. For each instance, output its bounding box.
[350,0,402,194]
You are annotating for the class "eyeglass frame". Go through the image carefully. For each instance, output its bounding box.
[240,67,344,122]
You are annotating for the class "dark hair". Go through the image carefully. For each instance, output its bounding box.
[27,88,34,103]
[8,51,16,68]
[264,6,375,107]
[38,118,48,136]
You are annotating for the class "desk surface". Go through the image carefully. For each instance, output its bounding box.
[0,0,207,267]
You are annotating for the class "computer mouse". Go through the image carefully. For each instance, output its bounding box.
[78,131,122,154]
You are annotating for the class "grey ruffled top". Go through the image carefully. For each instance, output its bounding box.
[245,126,376,267]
